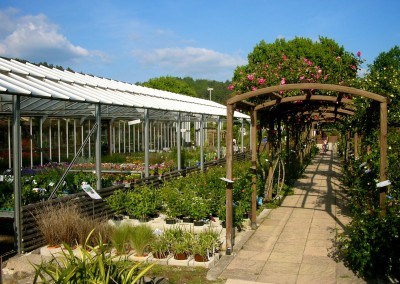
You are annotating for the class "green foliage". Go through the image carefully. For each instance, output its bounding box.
[129,224,155,256]
[331,45,400,280]
[105,189,128,215]
[126,185,160,219]
[32,231,154,284]
[111,224,135,255]
[150,233,170,258]
[142,76,197,97]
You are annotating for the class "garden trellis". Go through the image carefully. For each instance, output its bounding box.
[224,83,389,254]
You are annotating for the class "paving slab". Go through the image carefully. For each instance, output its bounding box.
[208,152,366,284]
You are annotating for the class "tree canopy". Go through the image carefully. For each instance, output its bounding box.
[229,37,362,98]
[141,76,197,97]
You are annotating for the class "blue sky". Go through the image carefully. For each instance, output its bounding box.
[0,1,399,84]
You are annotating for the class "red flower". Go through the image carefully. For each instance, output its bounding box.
[357,51,361,57]
[228,85,234,90]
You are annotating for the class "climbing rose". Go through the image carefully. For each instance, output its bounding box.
[257,78,266,84]
[251,86,257,91]
[280,77,286,85]
[247,74,254,81]
[228,85,234,90]
[357,51,361,57]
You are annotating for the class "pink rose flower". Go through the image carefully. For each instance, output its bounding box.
[247,74,254,81]
[357,51,361,57]
[251,86,257,91]
[228,85,234,90]
[257,78,266,85]
[280,77,286,85]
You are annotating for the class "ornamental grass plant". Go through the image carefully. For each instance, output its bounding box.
[35,202,113,248]
[32,230,154,284]
[129,224,155,256]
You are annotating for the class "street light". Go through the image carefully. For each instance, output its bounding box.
[207,87,213,101]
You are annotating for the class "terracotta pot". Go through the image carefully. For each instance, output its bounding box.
[174,252,188,260]
[194,254,208,262]
[153,251,169,259]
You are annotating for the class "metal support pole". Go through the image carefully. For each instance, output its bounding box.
[49,120,52,160]
[12,95,22,254]
[66,119,69,159]
[95,104,102,191]
[8,119,11,168]
[40,117,43,166]
[241,118,244,152]
[217,116,221,159]
[30,118,33,169]
[144,109,150,177]
[74,119,77,156]
[58,119,61,163]
[225,103,234,255]
[177,113,182,170]
[200,115,204,171]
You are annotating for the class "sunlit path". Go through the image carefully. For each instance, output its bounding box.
[220,151,364,284]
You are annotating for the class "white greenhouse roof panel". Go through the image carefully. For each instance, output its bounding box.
[0,57,249,119]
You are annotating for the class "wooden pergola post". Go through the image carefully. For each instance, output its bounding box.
[353,131,358,160]
[379,101,388,216]
[250,108,257,229]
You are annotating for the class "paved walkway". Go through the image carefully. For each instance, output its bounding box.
[217,151,365,284]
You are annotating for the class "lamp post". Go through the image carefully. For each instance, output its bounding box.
[207,87,213,101]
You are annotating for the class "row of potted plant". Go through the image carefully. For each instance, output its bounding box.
[111,223,221,262]
[105,161,256,229]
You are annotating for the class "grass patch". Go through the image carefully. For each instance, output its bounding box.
[146,265,225,284]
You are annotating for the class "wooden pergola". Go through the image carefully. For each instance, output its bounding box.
[224,83,389,254]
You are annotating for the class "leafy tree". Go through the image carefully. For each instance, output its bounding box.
[182,77,234,104]
[141,76,197,97]
[229,37,362,97]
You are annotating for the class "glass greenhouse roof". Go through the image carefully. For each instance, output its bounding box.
[0,57,249,122]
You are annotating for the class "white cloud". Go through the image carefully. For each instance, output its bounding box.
[132,47,246,80]
[0,9,95,64]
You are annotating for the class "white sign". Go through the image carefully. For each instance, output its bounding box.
[376,180,391,188]
[81,182,102,199]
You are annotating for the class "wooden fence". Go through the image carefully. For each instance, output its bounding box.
[20,151,250,253]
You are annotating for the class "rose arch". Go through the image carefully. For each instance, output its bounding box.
[223,83,389,254]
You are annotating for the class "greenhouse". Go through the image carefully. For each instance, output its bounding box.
[0,57,249,253]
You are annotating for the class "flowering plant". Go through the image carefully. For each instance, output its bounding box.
[229,37,363,101]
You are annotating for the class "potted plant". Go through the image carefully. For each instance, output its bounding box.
[193,229,221,262]
[150,234,170,259]
[105,190,128,220]
[160,184,181,224]
[110,224,135,255]
[129,224,154,257]
[165,226,193,260]
[190,196,210,226]
[126,185,160,221]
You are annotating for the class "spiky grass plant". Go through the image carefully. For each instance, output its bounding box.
[129,224,155,256]
[110,223,135,255]
[32,230,154,284]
